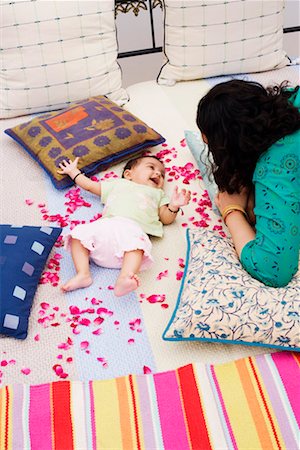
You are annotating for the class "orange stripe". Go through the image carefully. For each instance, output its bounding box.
[129,375,142,450]
[249,357,282,450]
[116,377,135,449]
[0,389,3,449]
[235,359,274,449]
[293,352,300,368]
[51,381,74,450]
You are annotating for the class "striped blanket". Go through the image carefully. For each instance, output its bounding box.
[1,351,299,450]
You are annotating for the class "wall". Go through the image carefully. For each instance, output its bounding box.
[116,0,300,88]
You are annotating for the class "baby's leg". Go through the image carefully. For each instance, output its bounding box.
[61,238,93,292]
[114,249,144,297]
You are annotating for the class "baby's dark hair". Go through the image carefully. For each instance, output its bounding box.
[197,79,300,193]
[122,155,163,177]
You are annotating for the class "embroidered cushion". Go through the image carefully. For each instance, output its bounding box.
[0,1,127,118]
[163,228,300,351]
[5,95,165,189]
[0,225,62,339]
[158,0,289,85]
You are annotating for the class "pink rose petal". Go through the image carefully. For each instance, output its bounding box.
[80,341,89,350]
[146,294,166,304]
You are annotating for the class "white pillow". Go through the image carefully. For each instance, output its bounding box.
[158,0,289,85]
[1,1,128,118]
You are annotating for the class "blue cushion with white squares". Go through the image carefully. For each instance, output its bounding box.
[0,225,62,339]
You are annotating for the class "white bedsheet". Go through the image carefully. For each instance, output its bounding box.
[0,65,299,386]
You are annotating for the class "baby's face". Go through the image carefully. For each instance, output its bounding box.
[125,157,165,189]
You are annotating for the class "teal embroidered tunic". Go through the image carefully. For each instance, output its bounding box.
[241,87,300,287]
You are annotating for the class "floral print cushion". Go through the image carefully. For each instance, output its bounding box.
[5,96,165,189]
[163,228,300,351]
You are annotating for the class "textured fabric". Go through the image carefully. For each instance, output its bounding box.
[0,0,128,118]
[0,352,299,450]
[164,228,300,351]
[241,88,300,287]
[64,216,154,270]
[158,0,289,85]
[0,225,61,339]
[101,178,169,237]
[5,96,165,189]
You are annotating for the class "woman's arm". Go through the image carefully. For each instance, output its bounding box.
[57,157,101,196]
[215,189,255,256]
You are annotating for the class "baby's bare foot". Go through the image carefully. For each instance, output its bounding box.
[114,273,140,297]
[61,274,92,292]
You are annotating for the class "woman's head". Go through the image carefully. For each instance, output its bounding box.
[122,155,165,189]
[197,80,300,193]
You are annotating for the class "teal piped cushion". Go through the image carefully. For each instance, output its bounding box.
[163,228,300,351]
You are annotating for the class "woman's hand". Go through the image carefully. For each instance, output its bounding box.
[215,187,248,214]
[57,157,80,178]
[169,186,191,210]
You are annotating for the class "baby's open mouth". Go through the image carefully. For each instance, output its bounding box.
[150,177,159,185]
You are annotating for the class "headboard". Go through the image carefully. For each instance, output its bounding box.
[115,0,300,59]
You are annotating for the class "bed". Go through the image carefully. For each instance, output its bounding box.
[1,1,299,448]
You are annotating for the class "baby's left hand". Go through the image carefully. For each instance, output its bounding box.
[170,186,191,209]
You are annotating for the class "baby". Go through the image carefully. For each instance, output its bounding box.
[58,155,191,296]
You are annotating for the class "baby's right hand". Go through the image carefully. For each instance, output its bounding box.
[57,157,79,176]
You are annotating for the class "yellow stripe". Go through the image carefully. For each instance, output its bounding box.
[0,386,12,450]
[214,361,262,449]
[247,358,285,449]
[93,378,123,449]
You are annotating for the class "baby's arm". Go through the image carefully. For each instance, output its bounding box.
[57,157,101,196]
[159,186,191,225]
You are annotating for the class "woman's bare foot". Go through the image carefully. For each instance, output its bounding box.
[114,273,140,297]
[61,273,92,292]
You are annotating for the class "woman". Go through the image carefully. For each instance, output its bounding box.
[196,79,300,287]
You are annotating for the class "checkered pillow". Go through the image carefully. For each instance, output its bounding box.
[158,0,289,85]
[1,1,128,118]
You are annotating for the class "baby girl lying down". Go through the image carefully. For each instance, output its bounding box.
[57,155,191,297]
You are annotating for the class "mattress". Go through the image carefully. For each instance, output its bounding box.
[0,65,299,387]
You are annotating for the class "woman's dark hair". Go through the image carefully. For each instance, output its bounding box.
[196,80,300,193]
[122,155,163,177]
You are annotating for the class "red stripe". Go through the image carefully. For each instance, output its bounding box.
[249,357,281,450]
[129,375,142,450]
[178,365,212,449]
[5,386,9,450]
[51,381,74,450]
